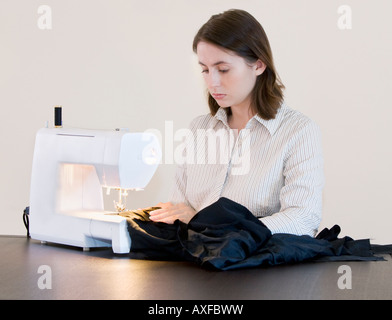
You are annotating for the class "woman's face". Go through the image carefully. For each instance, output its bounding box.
[196,41,265,111]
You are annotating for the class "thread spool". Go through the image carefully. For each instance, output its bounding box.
[54,106,62,128]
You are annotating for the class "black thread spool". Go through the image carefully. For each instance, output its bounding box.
[54,106,62,128]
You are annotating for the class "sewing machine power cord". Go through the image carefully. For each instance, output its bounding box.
[23,206,30,238]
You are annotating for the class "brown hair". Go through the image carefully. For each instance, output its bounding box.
[193,9,285,120]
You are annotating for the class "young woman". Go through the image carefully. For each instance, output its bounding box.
[149,9,324,237]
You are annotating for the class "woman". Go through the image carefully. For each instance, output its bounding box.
[149,9,324,237]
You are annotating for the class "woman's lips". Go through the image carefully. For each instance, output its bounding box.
[212,93,226,100]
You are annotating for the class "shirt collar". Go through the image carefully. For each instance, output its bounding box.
[214,108,230,128]
[212,102,287,136]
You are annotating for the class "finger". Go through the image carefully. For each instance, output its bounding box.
[152,211,186,224]
[149,208,166,216]
[150,208,181,222]
[149,210,172,220]
[150,213,177,224]
[152,206,183,218]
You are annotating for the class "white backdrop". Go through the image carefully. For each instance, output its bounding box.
[1,0,391,243]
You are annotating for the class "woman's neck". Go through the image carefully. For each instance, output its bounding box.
[228,105,255,130]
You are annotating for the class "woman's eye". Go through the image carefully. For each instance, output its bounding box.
[201,69,228,74]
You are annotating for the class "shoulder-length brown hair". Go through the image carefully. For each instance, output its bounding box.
[193,9,285,120]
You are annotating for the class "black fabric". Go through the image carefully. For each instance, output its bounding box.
[119,207,190,261]
[121,197,391,270]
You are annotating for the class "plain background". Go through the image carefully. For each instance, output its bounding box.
[0,0,391,244]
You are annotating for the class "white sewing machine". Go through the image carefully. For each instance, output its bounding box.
[29,127,161,253]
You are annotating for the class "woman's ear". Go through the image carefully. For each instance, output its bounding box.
[255,60,266,76]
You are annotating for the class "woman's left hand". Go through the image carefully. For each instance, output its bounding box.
[149,202,197,224]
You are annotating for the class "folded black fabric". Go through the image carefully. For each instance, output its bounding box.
[121,197,390,270]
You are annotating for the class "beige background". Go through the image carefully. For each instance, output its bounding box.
[1,0,391,243]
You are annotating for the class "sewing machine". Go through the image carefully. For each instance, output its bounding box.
[29,127,161,253]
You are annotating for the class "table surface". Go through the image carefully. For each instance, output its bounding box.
[0,235,391,300]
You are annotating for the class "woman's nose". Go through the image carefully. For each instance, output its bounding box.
[206,71,221,88]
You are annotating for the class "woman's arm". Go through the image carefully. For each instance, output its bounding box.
[260,120,325,237]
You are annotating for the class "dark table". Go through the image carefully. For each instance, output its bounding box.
[1,236,391,300]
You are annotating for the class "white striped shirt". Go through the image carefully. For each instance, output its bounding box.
[169,102,324,237]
